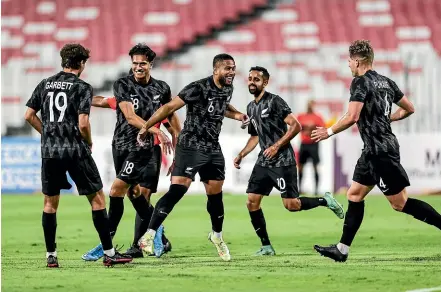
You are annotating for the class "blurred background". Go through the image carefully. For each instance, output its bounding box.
[2,0,441,195]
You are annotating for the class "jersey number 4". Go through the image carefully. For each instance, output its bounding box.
[48,91,67,122]
[382,92,390,116]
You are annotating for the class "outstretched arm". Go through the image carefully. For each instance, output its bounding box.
[92,96,111,108]
[390,96,415,122]
[225,104,245,121]
[143,97,185,131]
[311,101,363,142]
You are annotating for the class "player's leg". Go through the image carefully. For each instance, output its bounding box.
[87,189,132,266]
[314,152,375,262]
[41,158,71,268]
[376,157,441,230]
[298,143,308,194]
[70,155,132,266]
[311,143,321,196]
[201,151,231,261]
[246,165,275,255]
[140,145,199,256]
[388,189,441,229]
[275,165,343,218]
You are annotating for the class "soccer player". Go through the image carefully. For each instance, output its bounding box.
[24,43,132,267]
[88,95,177,257]
[136,54,249,261]
[81,43,179,260]
[312,40,441,262]
[233,66,344,256]
[297,100,325,195]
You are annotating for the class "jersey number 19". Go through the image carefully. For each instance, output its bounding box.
[48,91,67,122]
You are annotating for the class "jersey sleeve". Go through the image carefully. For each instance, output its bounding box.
[161,84,172,105]
[247,104,258,136]
[113,79,132,104]
[274,96,292,120]
[177,82,202,104]
[79,84,93,115]
[106,97,117,110]
[349,77,369,103]
[388,79,405,103]
[26,79,46,112]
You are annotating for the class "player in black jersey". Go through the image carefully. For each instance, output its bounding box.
[24,43,132,267]
[81,43,180,260]
[136,54,249,261]
[312,40,441,262]
[233,66,345,255]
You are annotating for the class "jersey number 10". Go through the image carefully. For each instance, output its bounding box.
[48,91,67,122]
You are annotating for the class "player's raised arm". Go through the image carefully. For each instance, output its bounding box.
[390,96,415,122]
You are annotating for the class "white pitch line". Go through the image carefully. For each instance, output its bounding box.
[406,286,441,292]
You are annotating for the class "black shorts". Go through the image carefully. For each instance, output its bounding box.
[139,145,162,192]
[353,151,410,196]
[246,164,299,198]
[112,147,155,185]
[172,145,225,182]
[41,155,103,196]
[299,143,320,165]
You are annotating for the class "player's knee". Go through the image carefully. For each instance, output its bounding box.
[43,195,60,213]
[246,198,260,211]
[88,190,106,210]
[283,198,301,211]
[347,191,364,202]
[390,199,406,212]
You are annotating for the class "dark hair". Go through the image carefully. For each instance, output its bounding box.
[249,66,270,80]
[60,43,90,69]
[129,43,156,62]
[349,40,374,64]
[213,53,234,68]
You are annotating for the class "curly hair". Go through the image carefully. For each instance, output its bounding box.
[349,40,374,64]
[60,43,90,69]
[129,43,156,62]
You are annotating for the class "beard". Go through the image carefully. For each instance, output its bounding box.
[219,75,234,86]
[248,85,262,97]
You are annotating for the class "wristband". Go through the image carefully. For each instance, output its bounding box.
[327,128,334,136]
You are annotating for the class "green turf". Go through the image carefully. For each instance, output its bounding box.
[2,194,441,292]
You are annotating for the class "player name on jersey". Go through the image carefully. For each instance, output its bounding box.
[45,81,74,90]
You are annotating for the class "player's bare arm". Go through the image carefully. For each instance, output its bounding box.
[234,135,259,169]
[390,96,415,122]
[92,95,111,108]
[79,113,93,147]
[120,101,172,153]
[24,107,42,134]
[311,101,363,142]
[137,96,185,143]
[225,103,249,121]
[263,113,301,159]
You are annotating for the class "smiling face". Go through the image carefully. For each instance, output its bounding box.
[248,70,268,97]
[214,59,236,87]
[131,54,151,80]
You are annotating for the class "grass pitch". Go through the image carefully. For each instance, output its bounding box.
[2,194,441,292]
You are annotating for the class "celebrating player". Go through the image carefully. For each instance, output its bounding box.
[136,54,249,261]
[24,43,132,267]
[312,40,441,262]
[81,95,178,260]
[81,43,180,260]
[234,66,344,256]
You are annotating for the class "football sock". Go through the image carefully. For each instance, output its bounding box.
[402,198,441,229]
[108,196,124,237]
[92,209,113,251]
[133,204,154,246]
[42,212,57,253]
[299,197,327,210]
[249,209,271,246]
[149,184,188,231]
[340,200,365,246]
[314,171,319,195]
[299,171,303,193]
[207,192,224,233]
